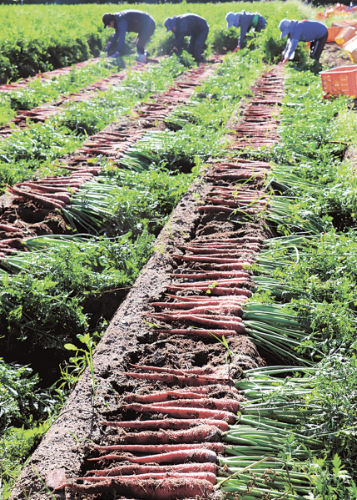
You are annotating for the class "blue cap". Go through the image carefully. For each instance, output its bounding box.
[226,12,235,28]
[164,16,177,32]
[279,19,291,38]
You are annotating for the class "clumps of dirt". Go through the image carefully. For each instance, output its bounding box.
[322,42,353,68]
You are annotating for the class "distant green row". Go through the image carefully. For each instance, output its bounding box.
[0,2,308,83]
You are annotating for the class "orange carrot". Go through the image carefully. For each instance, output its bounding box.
[124,390,205,403]
[95,442,224,453]
[77,471,217,485]
[86,462,218,477]
[89,448,218,464]
[99,418,229,431]
[151,398,239,413]
[122,403,236,424]
[119,372,232,387]
[55,477,214,498]
[158,328,237,339]
[128,364,211,375]
[113,424,221,445]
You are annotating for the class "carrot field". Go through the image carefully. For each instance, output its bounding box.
[0,2,356,499]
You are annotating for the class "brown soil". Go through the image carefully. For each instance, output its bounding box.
[321,42,353,68]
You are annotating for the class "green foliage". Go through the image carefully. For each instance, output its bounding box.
[0,358,53,432]
[0,232,154,371]
[0,421,51,499]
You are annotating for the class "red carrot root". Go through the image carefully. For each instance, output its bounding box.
[128,363,212,375]
[0,224,22,233]
[124,390,205,403]
[151,398,240,413]
[165,294,247,304]
[168,278,249,288]
[94,448,218,464]
[172,254,253,265]
[113,424,222,445]
[158,328,237,339]
[86,462,218,477]
[8,186,64,209]
[172,271,249,279]
[119,372,232,387]
[95,442,224,454]
[99,418,229,431]
[55,477,214,499]
[122,403,236,424]
[77,471,217,485]
[160,305,243,316]
[149,312,246,333]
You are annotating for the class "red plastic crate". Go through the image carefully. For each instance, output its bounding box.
[320,65,357,98]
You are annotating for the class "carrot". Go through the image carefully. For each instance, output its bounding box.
[149,313,246,333]
[172,272,249,279]
[158,328,237,339]
[175,305,243,316]
[55,477,214,499]
[8,186,64,209]
[124,390,205,403]
[112,424,222,445]
[86,463,218,477]
[198,205,232,213]
[32,192,71,204]
[99,418,229,431]
[20,182,73,194]
[122,403,236,424]
[202,263,254,271]
[128,364,211,375]
[95,442,224,454]
[77,472,217,485]
[0,224,21,233]
[165,294,247,304]
[149,312,242,322]
[168,278,249,288]
[172,254,253,265]
[119,372,232,387]
[151,398,240,413]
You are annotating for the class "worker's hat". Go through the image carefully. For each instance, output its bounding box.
[103,13,114,28]
[164,16,177,32]
[279,19,291,38]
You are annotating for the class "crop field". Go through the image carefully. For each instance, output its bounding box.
[0,2,356,499]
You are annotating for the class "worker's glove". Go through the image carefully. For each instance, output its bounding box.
[233,46,240,52]
[108,51,120,58]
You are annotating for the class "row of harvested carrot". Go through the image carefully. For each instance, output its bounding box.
[48,66,286,499]
[52,364,239,498]
[0,62,218,258]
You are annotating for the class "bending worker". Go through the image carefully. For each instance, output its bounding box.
[226,11,267,50]
[279,19,328,63]
[164,14,209,63]
[102,10,155,63]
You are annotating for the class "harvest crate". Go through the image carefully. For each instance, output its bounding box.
[320,65,357,98]
[335,26,357,46]
[327,26,342,43]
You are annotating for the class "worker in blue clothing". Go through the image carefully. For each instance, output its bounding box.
[164,14,209,63]
[102,10,156,63]
[226,11,267,51]
[279,19,328,63]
